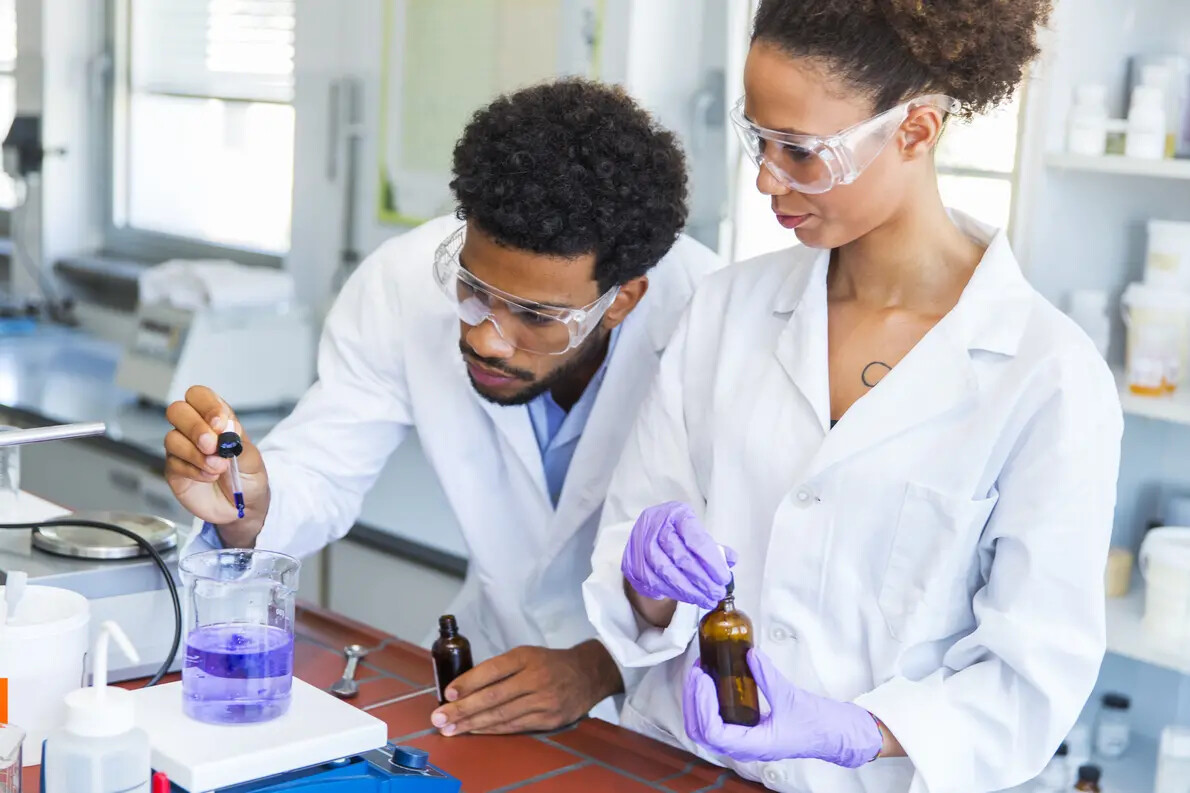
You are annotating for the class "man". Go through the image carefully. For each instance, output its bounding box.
[163,79,721,736]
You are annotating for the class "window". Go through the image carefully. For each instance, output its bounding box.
[110,0,296,258]
[0,0,16,212]
[935,95,1022,232]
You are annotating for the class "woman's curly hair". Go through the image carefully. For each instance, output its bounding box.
[450,79,689,291]
[752,0,1053,118]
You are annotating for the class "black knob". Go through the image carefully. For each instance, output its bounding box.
[390,746,429,771]
[217,431,243,458]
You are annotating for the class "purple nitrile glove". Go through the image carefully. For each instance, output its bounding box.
[683,649,883,768]
[621,501,737,610]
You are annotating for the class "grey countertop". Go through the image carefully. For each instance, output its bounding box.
[0,322,467,575]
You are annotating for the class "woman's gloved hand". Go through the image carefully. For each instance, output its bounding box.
[683,648,884,768]
[620,501,736,609]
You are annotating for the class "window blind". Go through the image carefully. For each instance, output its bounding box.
[131,0,295,103]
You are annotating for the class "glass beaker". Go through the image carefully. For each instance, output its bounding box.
[179,549,300,725]
[0,426,21,515]
[0,723,22,793]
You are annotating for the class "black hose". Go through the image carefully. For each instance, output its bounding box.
[0,518,182,687]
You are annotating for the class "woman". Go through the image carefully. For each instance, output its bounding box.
[583,1,1122,791]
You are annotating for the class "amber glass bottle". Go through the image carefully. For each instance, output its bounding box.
[698,577,760,726]
[431,615,473,704]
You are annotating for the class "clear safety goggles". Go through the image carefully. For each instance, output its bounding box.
[433,226,620,356]
[730,94,960,194]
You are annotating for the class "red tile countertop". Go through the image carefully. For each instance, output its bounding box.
[25,601,764,793]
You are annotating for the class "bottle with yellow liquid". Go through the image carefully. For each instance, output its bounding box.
[698,575,760,726]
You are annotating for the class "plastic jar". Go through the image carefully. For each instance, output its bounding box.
[1094,693,1131,758]
[1126,85,1167,160]
[1140,528,1190,653]
[1067,85,1109,156]
[1155,725,1190,793]
[1146,220,1190,291]
[1121,282,1190,395]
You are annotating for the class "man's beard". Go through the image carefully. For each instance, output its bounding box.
[459,330,609,407]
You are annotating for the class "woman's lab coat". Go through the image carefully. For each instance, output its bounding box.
[583,213,1124,793]
[223,215,721,701]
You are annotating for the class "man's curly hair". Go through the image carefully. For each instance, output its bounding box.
[753,0,1053,118]
[450,79,689,292]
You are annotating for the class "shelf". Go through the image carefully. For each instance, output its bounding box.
[1106,588,1190,676]
[1116,369,1190,426]
[1000,726,1159,793]
[1046,152,1190,180]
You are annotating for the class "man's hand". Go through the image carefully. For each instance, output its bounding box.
[164,385,270,547]
[429,641,623,736]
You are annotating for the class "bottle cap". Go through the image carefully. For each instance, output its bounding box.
[1077,765,1101,784]
[391,746,429,770]
[64,621,140,737]
[1101,692,1130,710]
[217,430,243,459]
[438,614,458,634]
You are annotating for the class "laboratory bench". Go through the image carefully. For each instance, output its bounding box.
[22,602,764,793]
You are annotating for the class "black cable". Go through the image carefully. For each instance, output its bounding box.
[0,518,181,687]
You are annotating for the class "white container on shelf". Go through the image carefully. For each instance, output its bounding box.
[1067,84,1109,156]
[1146,220,1190,290]
[1130,54,1190,159]
[1154,725,1190,793]
[1139,528,1190,654]
[1126,85,1168,160]
[1121,282,1190,394]
[1067,290,1111,358]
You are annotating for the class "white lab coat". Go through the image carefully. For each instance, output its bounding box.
[583,213,1123,793]
[227,215,722,705]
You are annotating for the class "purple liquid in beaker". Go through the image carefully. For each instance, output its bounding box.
[183,623,294,724]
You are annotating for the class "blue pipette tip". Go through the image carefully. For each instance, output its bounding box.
[234,491,245,519]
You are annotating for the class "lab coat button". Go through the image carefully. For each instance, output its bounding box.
[795,488,815,507]
[769,625,791,642]
[763,767,785,785]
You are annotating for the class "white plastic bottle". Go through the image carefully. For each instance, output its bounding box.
[43,621,150,793]
[1126,84,1168,160]
[1067,84,1109,156]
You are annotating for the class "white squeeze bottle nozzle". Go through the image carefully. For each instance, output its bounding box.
[44,621,152,793]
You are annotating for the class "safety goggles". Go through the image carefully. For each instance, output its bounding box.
[730,94,960,194]
[433,226,620,356]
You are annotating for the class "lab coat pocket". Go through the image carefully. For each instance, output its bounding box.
[878,483,997,642]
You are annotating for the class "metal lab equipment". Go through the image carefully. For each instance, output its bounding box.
[0,422,183,683]
[115,302,314,411]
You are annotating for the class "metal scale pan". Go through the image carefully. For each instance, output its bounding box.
[32,511,178,560]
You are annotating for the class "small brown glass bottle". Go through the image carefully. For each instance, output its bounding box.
[431,615,473,704]
[1074,765,1102,793]
[698,576,760,726]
